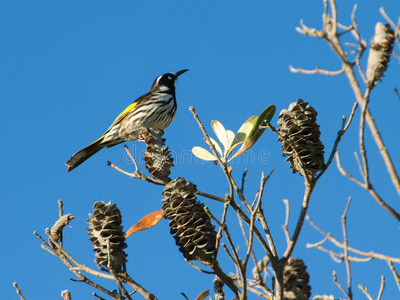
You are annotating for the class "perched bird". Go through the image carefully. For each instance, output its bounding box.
[66,69,188,172]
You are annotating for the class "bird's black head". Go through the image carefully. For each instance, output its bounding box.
[149,69,188,93]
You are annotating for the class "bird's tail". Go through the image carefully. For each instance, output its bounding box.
[66,138,105,172]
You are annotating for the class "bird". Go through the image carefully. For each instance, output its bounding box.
[65,69,188,172]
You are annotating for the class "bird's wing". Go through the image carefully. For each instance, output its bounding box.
[103,93,149,134]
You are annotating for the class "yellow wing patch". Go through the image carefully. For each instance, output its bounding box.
[105,102,138,133]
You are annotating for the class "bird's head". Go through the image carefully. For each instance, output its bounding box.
[150,69,189,93]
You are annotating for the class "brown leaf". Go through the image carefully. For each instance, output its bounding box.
[125,209,164,238]
[195,290,209,300]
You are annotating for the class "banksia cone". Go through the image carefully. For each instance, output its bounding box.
[283,257,311,300]
[141,128,174,182]
[278,99,325,177]
[50,214,74,241]
[49,214,74,247]
[366,23,395,86]
[252,256,270,282]
[87,201,127,272]
[162,177,216,262]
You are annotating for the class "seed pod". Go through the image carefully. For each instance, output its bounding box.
[162,177,216,263]
[366,22,395,86]
[50,214,75,242]
[283,257,311,300]
[87,201,127,272]
[278,99,325,177]
[141,128,174,183]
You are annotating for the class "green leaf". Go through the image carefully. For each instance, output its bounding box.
[192,146,217,161]
[226,116,257,158]
[211,120,229,153]
[229,105,276,160]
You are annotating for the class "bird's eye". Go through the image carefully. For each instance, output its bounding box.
[168,75,173,80]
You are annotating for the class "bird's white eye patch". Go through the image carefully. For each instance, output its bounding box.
[168,75,173,80]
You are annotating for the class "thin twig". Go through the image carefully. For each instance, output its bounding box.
[61,290,71,300]
[379,7,400,31]
[333,271,350,299]
[359,87,372,184]
[315,102,358,182]
[342,197,353,299]
[387,260,400,291]
[110,157,226,203]
[336,152,400,221]
[307,215,400,263]
[377,275,385,300]
[254,171,278,258]
[395,87,400,99]
[282,199,291,246]
[124,145,139,171]
[93,293,107,300]
[358,284,374,300]
[336,152,364,187]
[283,181,315,260]
[185,259,215,274]
[289,65,345,75]
[13,283,26,300]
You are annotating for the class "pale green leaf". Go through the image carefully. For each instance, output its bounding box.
[230,105,276,160]
[206,137,223,156]
[211,120,229,153]
[192,146,217,161]
[226,130,235,147]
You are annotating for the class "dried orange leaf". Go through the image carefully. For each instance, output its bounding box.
[125,209,164,238]
[195,290,209,300]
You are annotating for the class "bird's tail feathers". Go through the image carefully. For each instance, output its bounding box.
[66,137,105,172]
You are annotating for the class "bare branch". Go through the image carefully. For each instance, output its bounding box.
[358,284,374,300]
[13,283,26,300]
[333,271,350,299]
[315,102,358,182]
[359,87,372,184]
[283,182,314,260]
[341,197,353,299]
[289,65,345,75]
[377,275,385,300]
[395,87,400,99]
[254,171,278,258]
[307,215,400,263]
[282,199,291,246]
[336,152,364,186]
[387,260,400,292]
[185,259,215,274]
[336,152,400,220]
[61,290,71,300]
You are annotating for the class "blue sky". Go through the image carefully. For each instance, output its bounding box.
[1,1,399,299]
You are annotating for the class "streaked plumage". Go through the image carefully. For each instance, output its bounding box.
[66,69,188,172]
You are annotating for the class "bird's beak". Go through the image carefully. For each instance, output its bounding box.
[175,69,189,77]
